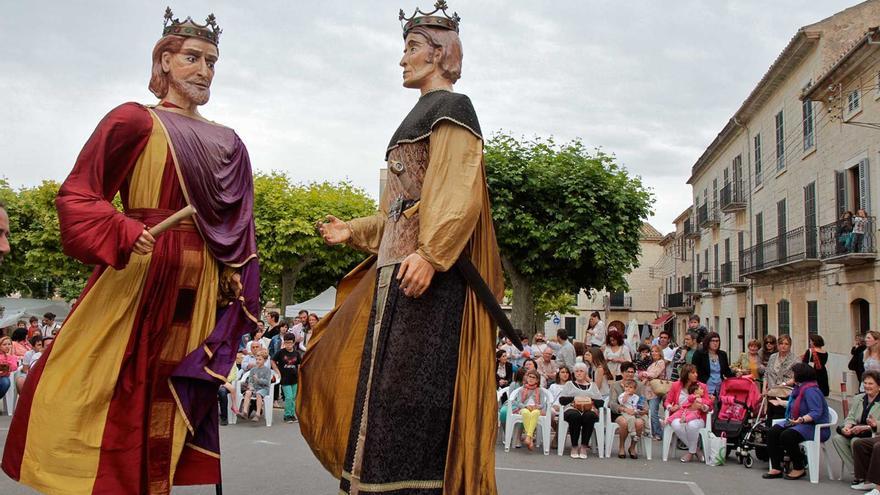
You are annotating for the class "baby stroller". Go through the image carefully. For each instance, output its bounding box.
[738,383,791,467]
[711,377,762,467]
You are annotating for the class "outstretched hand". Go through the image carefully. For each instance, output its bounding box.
[316,215,351,246]
[397,253,435,298]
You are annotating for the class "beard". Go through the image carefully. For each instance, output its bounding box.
[170,77,210,106]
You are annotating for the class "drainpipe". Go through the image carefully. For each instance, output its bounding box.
[732,117,755,343]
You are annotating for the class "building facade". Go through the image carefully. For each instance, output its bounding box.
[664,1,880,394]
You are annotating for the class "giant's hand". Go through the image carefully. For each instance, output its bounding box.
[317,215,351,246]
[132,229,156,255]
[397,252,435,298]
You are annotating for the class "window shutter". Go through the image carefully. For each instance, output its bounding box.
[836,170,847,218]
[859,158,871,214]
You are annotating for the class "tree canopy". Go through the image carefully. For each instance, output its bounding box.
[253,172,376,308]
[484,133,654,333]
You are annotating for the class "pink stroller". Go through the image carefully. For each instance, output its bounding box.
[712,376,763,467]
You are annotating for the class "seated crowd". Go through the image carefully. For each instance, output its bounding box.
[495,313,864,489]
[0,313,60,411]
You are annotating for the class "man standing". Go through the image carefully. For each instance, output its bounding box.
[2,10,260,494]
[584,311,607,348]
[657,329,675,362]
[669,332,698,380]
[302,3,503,494]
[38,312,60,337]
[551,328,577,373]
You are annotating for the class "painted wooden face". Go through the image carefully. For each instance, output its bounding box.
[162,37,218,105]
[400,33,441,89]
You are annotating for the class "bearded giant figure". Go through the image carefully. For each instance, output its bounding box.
[2,9,260,495]
[302,3,504,494]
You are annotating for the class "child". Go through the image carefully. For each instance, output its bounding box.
[617,379,645,439]
[852,209,868,253]
[634,344,652,371]
[273,334,301,423]
[238,351,273,422]
[509,369,547,451]
[663,386,705,425]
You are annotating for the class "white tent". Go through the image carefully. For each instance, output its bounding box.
[284,287,337,318]
[0,298,71,329]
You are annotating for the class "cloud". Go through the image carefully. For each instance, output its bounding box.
[0,0,861,233]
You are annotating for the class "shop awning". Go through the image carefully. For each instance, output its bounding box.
[651,312,675,327]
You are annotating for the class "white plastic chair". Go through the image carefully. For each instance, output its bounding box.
[662,407,713,462]
[555,404,605,457]
[232,368,280,427]
[504,387,552,455]
[771,406,838,483]
[605,407,652,459]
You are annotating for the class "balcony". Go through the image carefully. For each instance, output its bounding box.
[605,292,632,309]
[719,180,746,213]
[682,274,700,297]
[663,292,693,313]
[819,216,876,265]
[697,201,720,229]
[720,261,748,289]
[740,226,821,277]
[683,217,700,239]
[697,270,721,295]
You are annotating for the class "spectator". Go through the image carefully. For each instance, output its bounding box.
[616,379,645,458]
[10,328,30,358]
[852,209,868,252]
[801,334,829,397]
[15,335,44,393]
[273,334,301,423]
[603,330,632,380]
[838,211,854,254]
[760,334,778,367]
[832,370,880,487]
[536,347,558,387]
[669,331,698,380]
[608,363,645,458]
[15,320,26,330]
[664,363,712,462]
[692,331,734,397]
[0,336,19,401]
[851,334,868,385]
[531,333,549,355]
[218,359,239,426]
[583,347,612,398]
[509,369,547,451]
[496,350,513,389]
[39,313,60,337]
[26,317,40,340]
[300,313,320,351]
[268,321,289,358]
[762,363,830,480]
[241,341,270,371]
[657,329,675,362]
[549,366,572,408]
[584,311,606,349]
[289,310,308,343]
[733,339,765,386]
[551,328,577,372]
[238,350,273,422]
[638,345,668,441]
[864,331,880,377]
[687,314,708,344]
[500,338,523,371]
[572,341,586,362]
[764,334,798,422]
[558,362,604,459]
[265,311,282,339]
[634,344,652,371]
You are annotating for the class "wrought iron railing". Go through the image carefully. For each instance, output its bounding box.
[697,201,719,228]
[606,292,632,309]
[740,226,818,275]
[720,261,745,285]
[720,180,746,210]
[697,270,720,291]
[819,216,876,258]
[664,292,690,309]
[681,275,693,293]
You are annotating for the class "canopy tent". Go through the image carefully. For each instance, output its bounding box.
[0,298,72,329]
[284,287,336,318]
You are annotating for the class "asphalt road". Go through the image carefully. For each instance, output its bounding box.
[0,410,861,494]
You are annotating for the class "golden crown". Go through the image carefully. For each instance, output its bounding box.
[162,7,222,45]
[399,1,460,38]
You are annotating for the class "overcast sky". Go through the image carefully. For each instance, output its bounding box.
[0,0,860,233]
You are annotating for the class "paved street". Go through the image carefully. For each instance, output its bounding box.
[0,409,861,495]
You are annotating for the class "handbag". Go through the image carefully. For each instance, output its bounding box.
[649,378,672,396]
[705,432,727,466]
[573,396,593,412]
[766,385,792,398]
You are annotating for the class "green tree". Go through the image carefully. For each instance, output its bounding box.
[253,172,376,309]
[0,180,91,299]
[485,134,654,335]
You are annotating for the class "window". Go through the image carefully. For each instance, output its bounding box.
[807,300,818,335]
[755,212,764,268]
[847,89,862,116]
[802,99,815,151]
[755,304,768,339]
[777,199,787,262]
[804,182,817,257]
[775,110,785,171]
[754,134,763,185]
[777,299,790,334]
[836,158,872,217]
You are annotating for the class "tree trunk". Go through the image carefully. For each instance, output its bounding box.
[501,255,537,337]
[280,258,312,310]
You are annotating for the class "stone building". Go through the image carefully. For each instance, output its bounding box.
[659,0,880,393]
